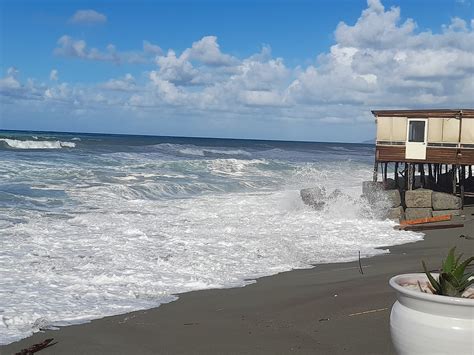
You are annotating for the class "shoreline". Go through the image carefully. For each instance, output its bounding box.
[2,215,472,354]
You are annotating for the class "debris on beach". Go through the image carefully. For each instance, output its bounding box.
[15,338,57,355]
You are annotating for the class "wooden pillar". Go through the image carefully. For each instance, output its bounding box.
[461,165,465,209]
[394,162,399,188]
[469,165,472,178]
[452,165,457,195]
[420,164,425,188]
[373,160,378,182]
[383,162,388,183]
[408,163,414,190]
[403,163,408,191]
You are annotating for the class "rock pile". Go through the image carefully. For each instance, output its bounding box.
[361,181,463,222]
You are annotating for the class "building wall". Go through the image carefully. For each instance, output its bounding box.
[376,116,407,142]
[376,116,468,145]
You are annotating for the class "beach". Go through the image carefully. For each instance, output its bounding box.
[3,214,472,354]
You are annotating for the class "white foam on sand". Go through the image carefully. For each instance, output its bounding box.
[0,197,421,343]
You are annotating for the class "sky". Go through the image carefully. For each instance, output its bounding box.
[0,0,473,142]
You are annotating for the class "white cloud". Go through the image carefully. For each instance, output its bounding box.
[54,35,119,62]
[69,10,107,25]
[3,1,474,140]
[100,74,136,91]
[49,69,59,81]
[143,40,163,55]
[54,35,156,64]
[0,67,21,91]
[155,50,199,85]
[182,36,237,66]
[287,0,474,109]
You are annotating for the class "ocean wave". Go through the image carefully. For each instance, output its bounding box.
[0,138,76,149]
[179,147,252,157]
[0,187,422,344]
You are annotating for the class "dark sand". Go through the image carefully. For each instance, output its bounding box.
[2,215,473,355]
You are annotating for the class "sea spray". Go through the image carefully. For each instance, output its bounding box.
[0,133,422,344]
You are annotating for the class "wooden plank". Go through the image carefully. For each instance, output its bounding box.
[398,223,464,231]
[375,146,474,164]
[400,214,451,226]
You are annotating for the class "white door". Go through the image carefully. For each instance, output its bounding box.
[405,119,427,160]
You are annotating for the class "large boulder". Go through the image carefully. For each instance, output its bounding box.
[385,189,401,208]
[300,187,326,210]
[405,189,432,208]
[432,210,461,217]
[432,191,462,210]
[405,208,432,220]
[362,181,383,195]
[384,178,397,190]
[387,206,405,221]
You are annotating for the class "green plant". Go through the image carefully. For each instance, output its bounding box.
[422,247,474,297]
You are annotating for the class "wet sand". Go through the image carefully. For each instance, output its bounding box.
[2,216,473,355]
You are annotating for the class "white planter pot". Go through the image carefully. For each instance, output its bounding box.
[389,273,474,355]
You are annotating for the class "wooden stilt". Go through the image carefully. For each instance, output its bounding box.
[408,163,414,190]
[461,165,465,209]
[383,162,388,183]
[394,162,399,188]
[469,166,472,178]
[373,160,378,182]
[404,163,408,190]
[452,165,457,195]
[420,164,425,188]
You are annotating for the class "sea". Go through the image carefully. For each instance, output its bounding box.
[0,130,422,344]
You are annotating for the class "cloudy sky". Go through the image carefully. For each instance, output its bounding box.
[0,0,473,142]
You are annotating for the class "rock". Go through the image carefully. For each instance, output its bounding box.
[328,189,343,200]
[362,181,383,195]
[300,187,326,210]
[405,189,432,208]
[432,191,462,210]
[383,178,397,190]
[385,189,401,208]
[432,210,461,217]
[387,206,404,221]
[405,208,432,220]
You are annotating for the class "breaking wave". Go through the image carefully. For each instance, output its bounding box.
[0,138,76,150]
[0,135,421,345]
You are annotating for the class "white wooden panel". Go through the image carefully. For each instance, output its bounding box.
[427,118,443,143]
[442,118,460,143]
[392,117,407,141]
[405,144,427,160]
[461,119,474,144]
[377,117,392,141]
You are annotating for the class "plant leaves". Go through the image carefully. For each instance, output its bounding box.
[440,273,461,297]
[453,256,474,280]
[423,260,441,294]
[442,247,456,273]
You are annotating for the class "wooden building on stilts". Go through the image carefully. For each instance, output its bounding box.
[372,109,474,208]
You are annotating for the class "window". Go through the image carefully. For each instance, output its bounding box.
[408,121,425,142]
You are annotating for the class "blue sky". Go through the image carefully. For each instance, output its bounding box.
[1,0,473,142]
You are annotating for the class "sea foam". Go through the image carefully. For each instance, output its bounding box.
[0,138,76,149]
[0,139,422,345]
